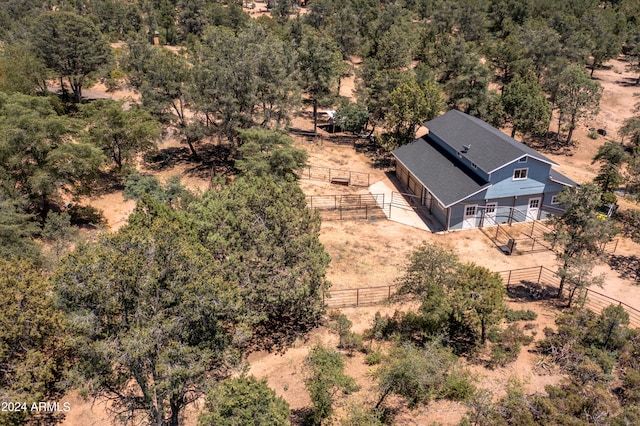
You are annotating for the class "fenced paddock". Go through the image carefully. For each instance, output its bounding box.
[484,220,555,255]
[499,266,640,328]
[306,194,385,209]
[306,193,387,221]
[298,166,371,187]
[483,219,618,255]
[324,266,640,328]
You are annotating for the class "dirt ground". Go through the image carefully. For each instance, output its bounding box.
[60,57,640,425]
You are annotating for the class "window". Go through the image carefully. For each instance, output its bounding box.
[485,203,496,213]
[518,157,528,163]
[465,205,476,216]
[513,168,528,180]
[529,198,540,209]
[551,195,559,204]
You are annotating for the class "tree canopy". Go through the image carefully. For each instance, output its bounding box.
[30,11,111,102]
[546,184,618,304]
[190,175,330,350]
[199,376,290,426]
[394,243,506,350]
[80,100,161,171]
[0,258,69,425]
[54,197,241,426]
[0,92,105,217]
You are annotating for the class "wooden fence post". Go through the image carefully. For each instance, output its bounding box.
[356,288,359,306]
[538,266,543,284]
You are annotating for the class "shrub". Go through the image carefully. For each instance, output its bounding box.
[365,350,383,366]
[505,309,538,322]
[442,368,476,401]
[304,344,359,425]
[199,376,289,426]
[375,342,459,408]
[488,324,533,368]
[340,405,384,426]
[341,331,364,356]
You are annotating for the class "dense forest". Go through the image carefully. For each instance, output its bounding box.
[2,0,640,425]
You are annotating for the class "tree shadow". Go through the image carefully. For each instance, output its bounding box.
[290,407,313,426]
[144,146,194,170]
[609,254,640,283]
[144,143,234,180]
[90,170,126,196]
[615,77,640,87]
[507,280,560,303]
[525,133,576,155]
[358,139,392,169]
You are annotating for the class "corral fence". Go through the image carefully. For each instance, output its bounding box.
[499,266,640,328]
[324,284,397,309]
[324,265,640,328]
[484,219,555,255]
[297,166,371,187]
[306,193,387,221]
[483,217,618,256]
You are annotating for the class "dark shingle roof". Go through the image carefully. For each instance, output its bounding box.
[392,138,491,208]
[424,110,557,173]
[549,169,578,187]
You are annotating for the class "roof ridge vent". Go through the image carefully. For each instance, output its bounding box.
[462,144,471,153]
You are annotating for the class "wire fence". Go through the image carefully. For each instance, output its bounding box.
[499,266,640,328]
[297,166,371,187]
[324,265,640,328]
[306,193,387,221]
[306,193,384,209]
[482,220,618,256]
[324,285,397,309]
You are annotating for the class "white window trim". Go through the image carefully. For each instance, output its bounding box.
[513,168,528,180]
[551,195,559,204]
[518,157,528,163]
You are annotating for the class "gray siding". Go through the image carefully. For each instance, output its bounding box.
[485,158,549,199]
[433,200,447,228]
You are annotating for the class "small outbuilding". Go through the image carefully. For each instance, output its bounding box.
[392,110,577,231]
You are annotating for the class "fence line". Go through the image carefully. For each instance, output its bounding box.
[306,193,387,221]
[306,193,384,210]
[298,166,371,187]
[324,284,397,308]
[499,266,640,328]
[324,265,640,328]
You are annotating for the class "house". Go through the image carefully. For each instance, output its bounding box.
[391,110,577,231]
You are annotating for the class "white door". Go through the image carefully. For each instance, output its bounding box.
[484,203,497,225]
[526,197,541,221]
[463,205,478,229]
